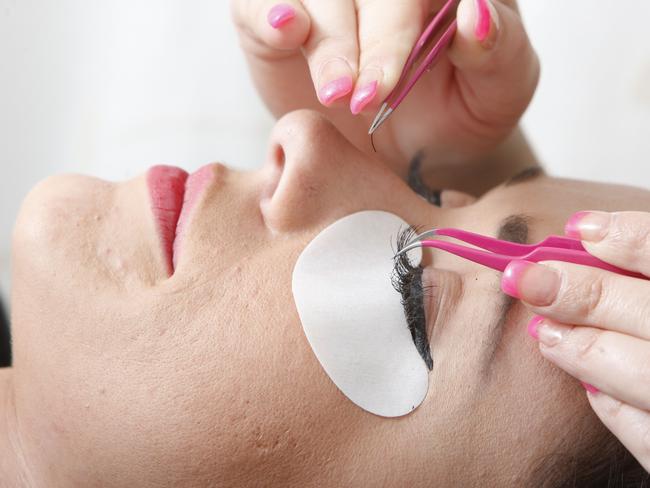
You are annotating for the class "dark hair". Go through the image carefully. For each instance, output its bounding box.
[0,295,10,367]
[531,429,648,487]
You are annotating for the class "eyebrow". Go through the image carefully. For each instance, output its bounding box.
[481,214,531,375]
[504,166,544,187]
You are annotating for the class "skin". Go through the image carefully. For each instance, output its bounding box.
[232,0,540,194]
[502,211,650,473]
[1,111,649,486]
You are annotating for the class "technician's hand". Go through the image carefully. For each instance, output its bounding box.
[231,0,539,173]
[500,211,650,472]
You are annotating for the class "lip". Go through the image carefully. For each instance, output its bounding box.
[147,164,215,274]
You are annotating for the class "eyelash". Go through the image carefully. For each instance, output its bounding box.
[408,152,441,207]
[392,227,434,370]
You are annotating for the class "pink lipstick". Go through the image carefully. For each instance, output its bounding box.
[147,165,188,274]
[172,164,214,269]
[147,164,214,274]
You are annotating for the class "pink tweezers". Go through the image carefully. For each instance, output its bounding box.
[369,0,459,135]
[396,228,646,279]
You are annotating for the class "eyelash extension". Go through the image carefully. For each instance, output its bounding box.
[392,227,434,370]
[407,152,442,207]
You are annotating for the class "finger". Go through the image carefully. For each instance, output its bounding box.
[565,211,650,277]
[447,0,539,135]
[587,391,650,472]
[232,0,319,117]
[501,260,650,340]
[232,0,311,54]
[529,316,650,412]
[350,0,428,115]
[301,0,359,106]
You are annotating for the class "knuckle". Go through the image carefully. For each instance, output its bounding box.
[230,0,250,31]
[308,35,352,58]
[238,33,280,62]
[642,425,650,460]
[638,356,650,390]
[360,38,415,67]
[630,226,650,254]
[575,273,606,321]
[573,328,602,364]
[602,395,624,419]
[612,213,650,255]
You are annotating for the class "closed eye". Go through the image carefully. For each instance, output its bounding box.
[407,152,441,207]
[392,227,433,370]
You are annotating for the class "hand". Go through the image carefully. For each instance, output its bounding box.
[231,0,539,177]
[500,211,650,472]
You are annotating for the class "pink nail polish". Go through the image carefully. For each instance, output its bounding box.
[268,4,296,29]
[500,260,531,299]
[502,260,561,306]
[319,76,353,106]
[564,211,610,242]
[475,0,492,42]
[581,382,599,394]
[564,211,591,239]
[527,315,544,340]
[350,81,378,115]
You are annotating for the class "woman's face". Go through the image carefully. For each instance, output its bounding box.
[9,110,650,487]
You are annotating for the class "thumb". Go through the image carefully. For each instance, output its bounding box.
[231,0,311,56]
[447,0,540,131]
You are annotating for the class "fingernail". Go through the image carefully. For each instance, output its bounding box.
[319,76,354,106]
[527,315,544,340]
[537,321,571,347]
[350,81,378,115]
[501,260,561,306]
[268,4,296,29]
[581,382,600,394]
[474,0,499,48]
[564,211,611,242]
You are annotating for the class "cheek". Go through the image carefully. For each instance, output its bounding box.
[480,302,600,466]
[13,252,367,484]
[7,175,176,482]
[13,173,166,294]
[190,267,366,479]
[164,253,397,483]
[13,175,106,278]
[11,175,112,358]
[11,174,171,344]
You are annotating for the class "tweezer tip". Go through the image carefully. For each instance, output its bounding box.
[393,242,423,259]
[368,103,387,134]
[404,229,438,247]
[369,103,394,135]
[369,108,393,135]
[368,109,383,134]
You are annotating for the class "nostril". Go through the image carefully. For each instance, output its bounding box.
[260,143,286,218]
[262,110,357,232]
[273,144,286,169]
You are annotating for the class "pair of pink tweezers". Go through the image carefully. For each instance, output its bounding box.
[369,0,459,135]
[396,228,646,279]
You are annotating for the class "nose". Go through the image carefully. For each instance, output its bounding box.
[260,110,384,232]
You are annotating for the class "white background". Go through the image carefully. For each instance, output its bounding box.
[1,0,649,299]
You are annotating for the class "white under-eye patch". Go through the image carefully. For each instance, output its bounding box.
[292,211,429,418]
